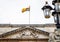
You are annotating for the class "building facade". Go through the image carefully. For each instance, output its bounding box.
[0,24,56,42]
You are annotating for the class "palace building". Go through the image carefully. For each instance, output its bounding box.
[0,24,56,42]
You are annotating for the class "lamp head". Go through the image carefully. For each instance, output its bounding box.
[52,11,60,23]
[42,1,53,18]
[52,0,60,5]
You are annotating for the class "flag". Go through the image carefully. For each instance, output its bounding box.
[22,6,30,13]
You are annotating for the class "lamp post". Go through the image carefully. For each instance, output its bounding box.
[52,0,60,29]
[42,0,60,42]
[42,0,60,29]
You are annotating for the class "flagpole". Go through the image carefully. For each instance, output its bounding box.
[29,9,30,25]
[22,6,30,25]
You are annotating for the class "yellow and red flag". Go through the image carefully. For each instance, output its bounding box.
[22,6,30,13]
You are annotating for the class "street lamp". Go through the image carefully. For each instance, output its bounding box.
[52,11,57,23]
[52,11,60,24]
[42,0,60,42]
[42,2,53,18]
[42,0,60,29]
[52,0,60,12]
[52,0,60,28]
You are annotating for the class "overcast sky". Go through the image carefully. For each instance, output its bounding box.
[0,0,55,24]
